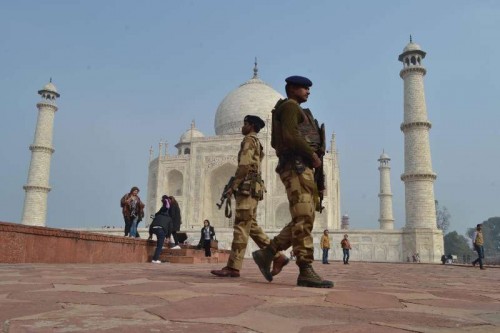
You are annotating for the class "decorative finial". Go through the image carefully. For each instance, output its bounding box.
[50,77,52,83]
[191,119,195,129]
[410,35,412,43]
[253,57,258,79]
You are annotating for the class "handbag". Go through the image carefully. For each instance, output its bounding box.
[210,237,219,249]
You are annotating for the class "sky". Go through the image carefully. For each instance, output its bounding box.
[1,1,498,236]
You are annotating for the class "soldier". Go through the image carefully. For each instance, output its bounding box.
[252,76,333,288]
[211,115,289,278]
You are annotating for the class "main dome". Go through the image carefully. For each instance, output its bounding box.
[214,69,283,135]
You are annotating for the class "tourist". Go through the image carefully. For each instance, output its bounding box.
[472,224,486,270]
[148,205,172,264]
[211,115,289,278]
[320,229,330,264]
[120,186,145,238]
[341,234,351,264]
[199,219,215,257]
[252,76,333,288]
[168,196,182,249]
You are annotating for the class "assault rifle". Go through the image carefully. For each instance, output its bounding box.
[314,122,326,213]
[216,176,235,218]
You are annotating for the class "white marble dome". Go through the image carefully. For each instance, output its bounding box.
[179,122,204,144]
[402,42,422,53]
[214,73,283,135]
[379,152,390,160]
[38,81,60,97]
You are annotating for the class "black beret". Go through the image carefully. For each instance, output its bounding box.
[244,115,265,130]
[285,75,313,87]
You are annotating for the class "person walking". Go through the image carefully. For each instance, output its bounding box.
[120,186,145,238]
[472,224,486,270]
[148,205,173,264]
[200,219,215,257]
[341,234,352,265]
[211,115,289,278]
[252,76,333,288]
[168,196,182,249]
[320,229,330,264]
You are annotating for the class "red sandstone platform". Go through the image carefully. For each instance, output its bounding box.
[0,261,498,332]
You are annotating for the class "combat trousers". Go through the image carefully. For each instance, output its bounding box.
[270,165,317,266]
[227,194,271,270]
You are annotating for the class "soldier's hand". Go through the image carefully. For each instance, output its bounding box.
[312,152,322,168]
[225,188,233,197]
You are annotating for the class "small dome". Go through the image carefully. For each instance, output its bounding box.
[402,42,422,53]
[214,70,283,135]
[38,81,60,97]
[398,39,426,62]
[178,122,204,144]
[379,152,390,160]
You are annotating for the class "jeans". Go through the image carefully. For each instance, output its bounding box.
[152,228,166,261]
[322,248,329,263]
[343,249,350,264]
[204,239,211,257]
[129,216,139,237]
[473,245,484,268]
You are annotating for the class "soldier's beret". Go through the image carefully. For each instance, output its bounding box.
[244,115,265,130]
[285,75,313,87]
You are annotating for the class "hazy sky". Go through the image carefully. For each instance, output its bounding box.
[1,1,498,236]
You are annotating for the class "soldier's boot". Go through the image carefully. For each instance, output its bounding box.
[252,246,275,282]
[271,254,290,276]
[297,264,334,288]
[210,266,240,278]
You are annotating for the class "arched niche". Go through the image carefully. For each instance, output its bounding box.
[208,162,237,228]
[167,169,183,196]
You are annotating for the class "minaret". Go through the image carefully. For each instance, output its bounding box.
[341,214,349,230]
[21,80,60,226]
[378,151,394,230]
[398,37,437,229]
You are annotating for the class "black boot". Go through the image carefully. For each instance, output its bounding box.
[297,264,334,288]
[252,247,275,282]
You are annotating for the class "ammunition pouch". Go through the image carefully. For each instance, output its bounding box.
[276,155,312,175]
[238,180,252,196]
[238,173,265,200]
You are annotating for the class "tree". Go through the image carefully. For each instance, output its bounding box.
[435,200,451,234]
[444,231,474,260]
[467,217,500,262]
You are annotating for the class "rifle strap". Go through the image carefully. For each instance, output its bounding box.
[225,197,232,218]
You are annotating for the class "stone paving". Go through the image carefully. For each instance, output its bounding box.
[0,260,499,333]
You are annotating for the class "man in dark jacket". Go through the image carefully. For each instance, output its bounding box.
[148,207,172,264]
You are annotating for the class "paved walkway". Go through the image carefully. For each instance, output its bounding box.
[0,260,498,333]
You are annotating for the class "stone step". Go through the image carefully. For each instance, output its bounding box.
[165,256,220,264]
[157,246,231,264]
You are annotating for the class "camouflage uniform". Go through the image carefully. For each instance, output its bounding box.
[268,98,323,267]
[226,133,272,270]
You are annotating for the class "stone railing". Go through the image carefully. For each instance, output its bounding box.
[0,221,156,264]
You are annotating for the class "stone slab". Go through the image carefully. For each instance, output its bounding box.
[0,261,498,332]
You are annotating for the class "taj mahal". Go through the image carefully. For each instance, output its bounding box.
[21,39,444,263]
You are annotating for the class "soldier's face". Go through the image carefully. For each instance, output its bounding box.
[290,85,310,104]
[241,121,253,135]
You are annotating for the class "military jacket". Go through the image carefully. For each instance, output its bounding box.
[231,132,264,191]
[271,99,321,161]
